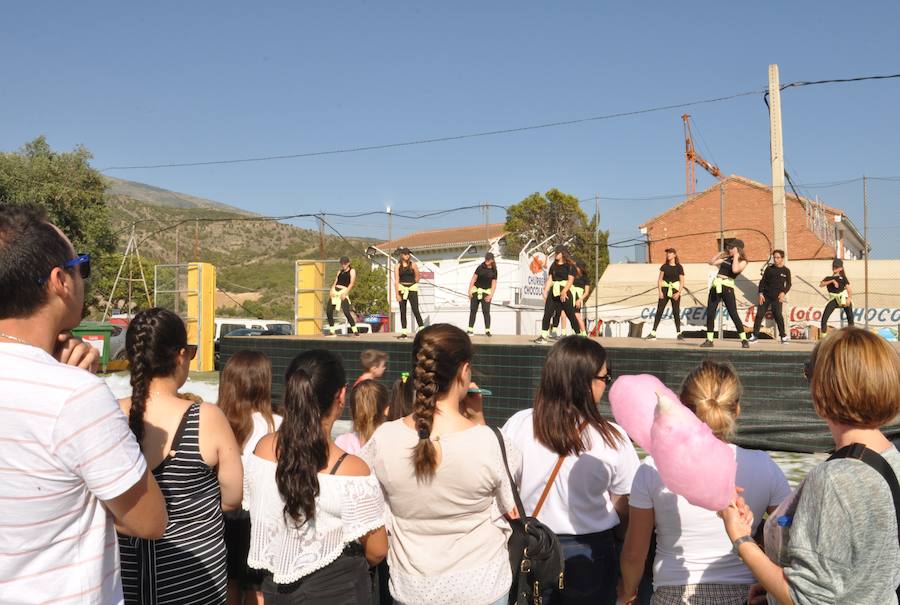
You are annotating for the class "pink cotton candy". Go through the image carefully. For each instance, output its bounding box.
[608,374,679,451]
[650,392,737,511]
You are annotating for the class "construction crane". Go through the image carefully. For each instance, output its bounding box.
[682,114,723,196]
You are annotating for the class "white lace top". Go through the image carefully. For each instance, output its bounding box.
[360,420,521,605]
[243,454,385,584]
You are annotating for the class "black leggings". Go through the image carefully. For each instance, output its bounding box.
[753,295,786,337]
[821,299,854,332]
[542,294,579,333]
[468,296,491,329]
[651,294,681,332]
[327,299,355,327]
[399,290,424,330]
[706,287,744,333]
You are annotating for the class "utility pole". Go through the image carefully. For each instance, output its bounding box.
[768,64,789,259]
[864,175,869,328]
[194,219,200,261]
[719,183,725,340]
[387,206,393,332]
[317,214,325,260]
[594,196,600,333]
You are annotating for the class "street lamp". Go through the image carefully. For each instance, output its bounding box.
[366,245,394,333]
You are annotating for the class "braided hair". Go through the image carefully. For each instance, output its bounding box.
[276,349,345,526]
[410,324,473,481]
[125,308,188,446]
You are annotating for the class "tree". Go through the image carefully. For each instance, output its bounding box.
[505,188,610,278]
[0,137,117,315]
[350,257,388,316]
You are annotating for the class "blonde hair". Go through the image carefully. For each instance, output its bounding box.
[679,360,742,441]
[349,379,390,444]
[809,327,900,428]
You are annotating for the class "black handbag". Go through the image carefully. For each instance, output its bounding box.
[491,426,565,605]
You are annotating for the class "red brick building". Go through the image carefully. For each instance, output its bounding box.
[639,175,866,263]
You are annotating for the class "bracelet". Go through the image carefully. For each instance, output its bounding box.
[732,535,755,554]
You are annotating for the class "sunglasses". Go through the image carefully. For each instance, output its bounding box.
[185,344,198,360]
[39,253,91,284]
[802,360,812,382]
[594,371,613,385]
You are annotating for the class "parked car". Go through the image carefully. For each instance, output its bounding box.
[215,328,287,369]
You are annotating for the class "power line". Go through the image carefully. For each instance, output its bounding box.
[99,89,764,171]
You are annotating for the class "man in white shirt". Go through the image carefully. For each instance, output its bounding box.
[0,204,167,604]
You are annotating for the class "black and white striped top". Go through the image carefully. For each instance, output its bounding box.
[118,402,226,605]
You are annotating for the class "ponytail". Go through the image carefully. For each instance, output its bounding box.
[276,350,345,525]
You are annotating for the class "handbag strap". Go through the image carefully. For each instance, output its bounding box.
[828,442,900,597]
[533,420,589,518]
[490,425,527,519]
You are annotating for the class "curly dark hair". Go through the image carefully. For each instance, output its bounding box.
[276,349,346,526]
[125,308,188,446]
[410,324,473,481]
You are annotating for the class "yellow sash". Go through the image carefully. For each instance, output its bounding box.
[471,286,492,300]
[663,281,681,298]
[712,276,735,294]
[398,283,418,300]
[330,286,349,307]
[570,285,585,302]
[551,280,569,297]
[829,290,849,306]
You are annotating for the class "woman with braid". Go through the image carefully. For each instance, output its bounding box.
[360,324,520,605]
[245,349,387,604]
[701,240,750,349]
[535,246,580,343]
[395,247,425,338]
[645,248,685,340]
[117,308,243,605]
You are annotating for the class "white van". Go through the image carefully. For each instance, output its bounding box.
[214,318,293,341]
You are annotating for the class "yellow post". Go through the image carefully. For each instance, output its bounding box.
[295,260,325,335]
[187,262,216,372]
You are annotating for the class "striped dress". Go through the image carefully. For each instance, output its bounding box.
[118,403,227,604]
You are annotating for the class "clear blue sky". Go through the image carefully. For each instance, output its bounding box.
[2,1,898,260]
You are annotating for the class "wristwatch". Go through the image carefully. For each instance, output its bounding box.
[732,535,755,554]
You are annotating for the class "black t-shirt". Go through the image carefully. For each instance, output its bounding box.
[719,257,738,279]
[335,268,352,287]
[473,263,497,289]
[759,265,791,297]
[824,273,850,293]
[398,263,416,285]
[573,272,590,288]
[659,263,684,284]
[549,261,573,282]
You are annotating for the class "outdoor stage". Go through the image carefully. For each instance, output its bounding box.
[219,333,900,453]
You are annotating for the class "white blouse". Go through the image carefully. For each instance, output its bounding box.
[243,454,385,584]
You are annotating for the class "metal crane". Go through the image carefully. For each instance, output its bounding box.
[682,114,723,196]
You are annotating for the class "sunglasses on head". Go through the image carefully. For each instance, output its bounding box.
[39,253,91,284]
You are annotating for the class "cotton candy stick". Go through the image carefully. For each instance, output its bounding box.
[608,374,680,451]
[649,391,736,511]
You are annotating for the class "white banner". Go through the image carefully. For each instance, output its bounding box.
[520,251,548,307]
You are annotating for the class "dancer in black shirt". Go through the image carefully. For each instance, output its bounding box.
[394,247,424,338]
[646,248,685,340]
[701,240,749,348]
[749,249,791,344]
[467,252,498,336]
[819,258,854,336]
[534,246,579,343]
[326,256,358,336]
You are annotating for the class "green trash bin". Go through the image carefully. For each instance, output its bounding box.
[71,321,115,370]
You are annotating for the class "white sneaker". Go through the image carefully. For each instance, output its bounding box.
[780,336,789,344]
[747,334,758,343]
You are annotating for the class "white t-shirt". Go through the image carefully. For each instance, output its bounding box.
[0,343,147,604]
[244,411,282,458]
[502,408,640,535]
[630,445,791,587]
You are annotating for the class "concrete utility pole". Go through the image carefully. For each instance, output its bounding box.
[594,196,600,332]
[768,64,788,259]
[864,175,869,328]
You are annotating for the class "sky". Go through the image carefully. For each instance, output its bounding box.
[2,1,899,260]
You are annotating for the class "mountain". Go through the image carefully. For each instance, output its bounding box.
[104,179,373,318]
